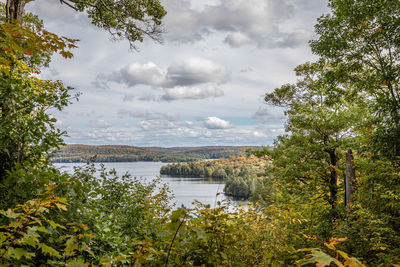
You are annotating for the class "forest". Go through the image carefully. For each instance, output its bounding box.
[53,144,257,163]
[160,155,270,200]
[1,0,400,266]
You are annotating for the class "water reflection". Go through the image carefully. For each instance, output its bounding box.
[161,176,224,184]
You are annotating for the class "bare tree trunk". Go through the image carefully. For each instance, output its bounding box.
[345,149,356,207]
[6,0,26,23]
[328,149,338,215]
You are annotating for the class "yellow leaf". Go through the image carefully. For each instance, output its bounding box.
[55,203,67,211]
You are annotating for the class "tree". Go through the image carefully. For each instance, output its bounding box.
[5,0,166,49]
[259,2,400,262]
[0,22,77,205]
[265,62,364,218]
[310,0,400,158]
[0,0,167,198]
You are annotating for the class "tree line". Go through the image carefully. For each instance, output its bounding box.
[53,144,257,163]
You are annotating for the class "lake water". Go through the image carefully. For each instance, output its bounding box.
[54,162,239,209]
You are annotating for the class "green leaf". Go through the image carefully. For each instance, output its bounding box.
[49,220,66,230]
[37,226,51,234]
[65,259,89,267]
[296,248,344,267]
[38,243,61,257]
[6,247,34,260]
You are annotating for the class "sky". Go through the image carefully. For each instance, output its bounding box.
[23,0,329,147]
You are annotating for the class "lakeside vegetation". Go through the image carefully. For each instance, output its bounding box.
[160,155,270,200]
[53,144,258,163]
[1,0,400,266]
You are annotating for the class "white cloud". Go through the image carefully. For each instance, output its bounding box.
[88,119,111,129]
[203,117,234,129]
[111,62,167,87]
[162,0,313,48]
[117,109,152,119]
[137,118,193,131]
[167,58,229,86]
[122,95,135,102]
[139,119,178,131]
[252,107,286,123]
[119,62,167,86]
[253,131,267,137]
[117,109,179,120]
[224,32,252,47]
[161,86,224,101]
[97,58,229,89]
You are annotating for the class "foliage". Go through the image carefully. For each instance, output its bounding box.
[310,0,400,159]
[0,183,94,266]
[73,0,166,49]
[250,1,400,265]
[161,155,270,199]
[5,0,166,50]
[297,237,366,267]
[0,162,175,266]
[263,61,366,218]
[53,144,258,163]
[0,22,78,208]
[0,14,73,196]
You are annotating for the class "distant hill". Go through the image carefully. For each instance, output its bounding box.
[52,145,260,163]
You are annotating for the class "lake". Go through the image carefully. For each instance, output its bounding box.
[54,162,240,209]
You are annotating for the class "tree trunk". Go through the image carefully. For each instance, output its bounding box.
[6,0,26,23]
[345,149,356,207]
[1,0,27,180]
[328,149,338,214]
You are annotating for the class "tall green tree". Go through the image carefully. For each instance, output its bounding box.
[310,0,400,158]
[259,2,400,263]
[265,62,364,224]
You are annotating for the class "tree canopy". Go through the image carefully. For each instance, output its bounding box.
[310,0,400,158]
[5,0,166,49]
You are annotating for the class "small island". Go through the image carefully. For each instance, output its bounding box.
[160,155,270,200]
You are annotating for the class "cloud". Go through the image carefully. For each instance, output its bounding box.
[88,119,111,129]
[252,107,286,123]
[239,67,253,73]
[161,86,224,101]
[117,109,152,119]
[137,118,193,131]
[97,58,229,89]
[224,32,252,47]
[162,0,311,48]
[273,29,312,48]
[117,109,179,121]
[138,93,160,101]
[25,0,89,24]
[134,85,224,102]
[139,119,179,131]
[122,95,135,102]
[113,62,167,87]
[22,0,327,147]
[203,117,234,129]
[167,58,229,86]
[255,124,285,136]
